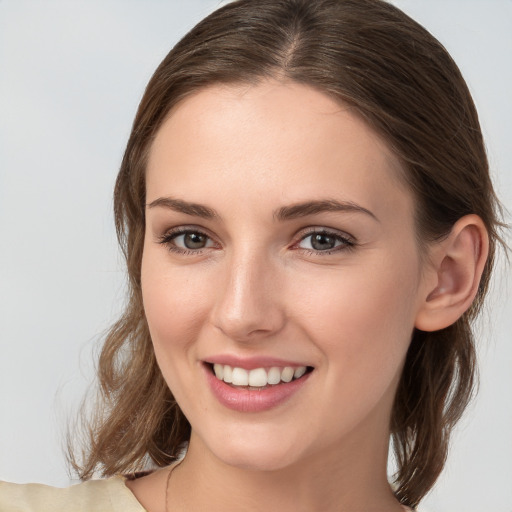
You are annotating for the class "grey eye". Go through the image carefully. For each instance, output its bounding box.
[296,230,355,253]
[173,232,214,250]
[299,232,342,251]
[184,232,208,249]
[310,233,337,250]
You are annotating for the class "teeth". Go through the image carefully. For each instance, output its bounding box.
[249,368,267,387]
[294,366,306,379]
[281,366,294,383]
[231,367,249,386]
[213,363,223,380]
[223,365,233,384]
[212,364,308,387]
[267,367,281,385]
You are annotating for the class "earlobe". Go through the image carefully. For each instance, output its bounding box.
[415,215,489,332]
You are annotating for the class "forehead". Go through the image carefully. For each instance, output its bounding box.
[146,80,413,225]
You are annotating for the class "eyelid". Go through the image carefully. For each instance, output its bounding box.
[296,226,355,240]
[291,227,357,254]
[157,225,220,254]
[156,225,356,256]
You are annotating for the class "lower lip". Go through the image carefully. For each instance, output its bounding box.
[204,365,312,413]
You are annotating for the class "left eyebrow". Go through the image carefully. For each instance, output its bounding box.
[274,199,379,222]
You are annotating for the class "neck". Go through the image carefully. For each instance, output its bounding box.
[168,428,401,512]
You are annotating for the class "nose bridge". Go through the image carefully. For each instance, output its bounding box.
[212,243,284,341]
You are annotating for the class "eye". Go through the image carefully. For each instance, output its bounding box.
[174,232,212,250]
[296,230,355,253]
[159,228,217,254]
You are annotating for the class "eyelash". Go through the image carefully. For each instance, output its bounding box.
[158,227,217,256]
[158,227,356,256]
[292,228,356,255]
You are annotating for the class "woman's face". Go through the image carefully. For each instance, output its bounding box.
[142,81,431,471]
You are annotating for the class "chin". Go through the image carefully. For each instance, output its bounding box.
[198,427,306,472]
[217,445,300,472]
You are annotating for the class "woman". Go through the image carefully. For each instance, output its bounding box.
[0,0,507,511]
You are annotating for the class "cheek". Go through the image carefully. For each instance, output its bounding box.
[288,257,420,439]
[141,250,210,362]
[141,258,214,419]
[293,252,420,379]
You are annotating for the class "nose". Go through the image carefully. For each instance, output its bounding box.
[210,249,286,342]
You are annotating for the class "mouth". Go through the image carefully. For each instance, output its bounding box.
[205,362,314,390]
[203,359,314,412]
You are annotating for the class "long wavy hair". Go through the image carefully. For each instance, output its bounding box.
[70,0,506,508]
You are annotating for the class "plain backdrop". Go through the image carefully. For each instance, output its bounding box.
[0,2,511,511]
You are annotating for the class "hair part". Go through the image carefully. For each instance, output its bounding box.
[70,0,507,508]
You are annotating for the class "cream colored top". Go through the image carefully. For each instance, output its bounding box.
[0,477,415,511]
[0,476,145,512]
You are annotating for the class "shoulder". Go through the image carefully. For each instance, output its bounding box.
[0,476,146,512]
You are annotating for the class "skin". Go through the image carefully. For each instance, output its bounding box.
[127,80,486,512]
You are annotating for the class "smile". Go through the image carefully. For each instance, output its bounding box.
[203,361,313,412]
[212,364,308,388]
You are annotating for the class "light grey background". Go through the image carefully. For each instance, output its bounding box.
[0,2,511,511]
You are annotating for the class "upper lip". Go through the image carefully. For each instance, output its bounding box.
[204,355,312,370]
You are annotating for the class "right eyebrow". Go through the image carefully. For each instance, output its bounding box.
[146,197,219,219]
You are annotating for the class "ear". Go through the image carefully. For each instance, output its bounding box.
[414,214,489,332]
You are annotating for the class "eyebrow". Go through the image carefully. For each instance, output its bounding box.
[274,199,379,222]
[146,197,219,219]
[147,196,378,222]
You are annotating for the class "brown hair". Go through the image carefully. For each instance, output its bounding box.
[71,0,506,507]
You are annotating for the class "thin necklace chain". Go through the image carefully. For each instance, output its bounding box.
[165,459,183,512]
